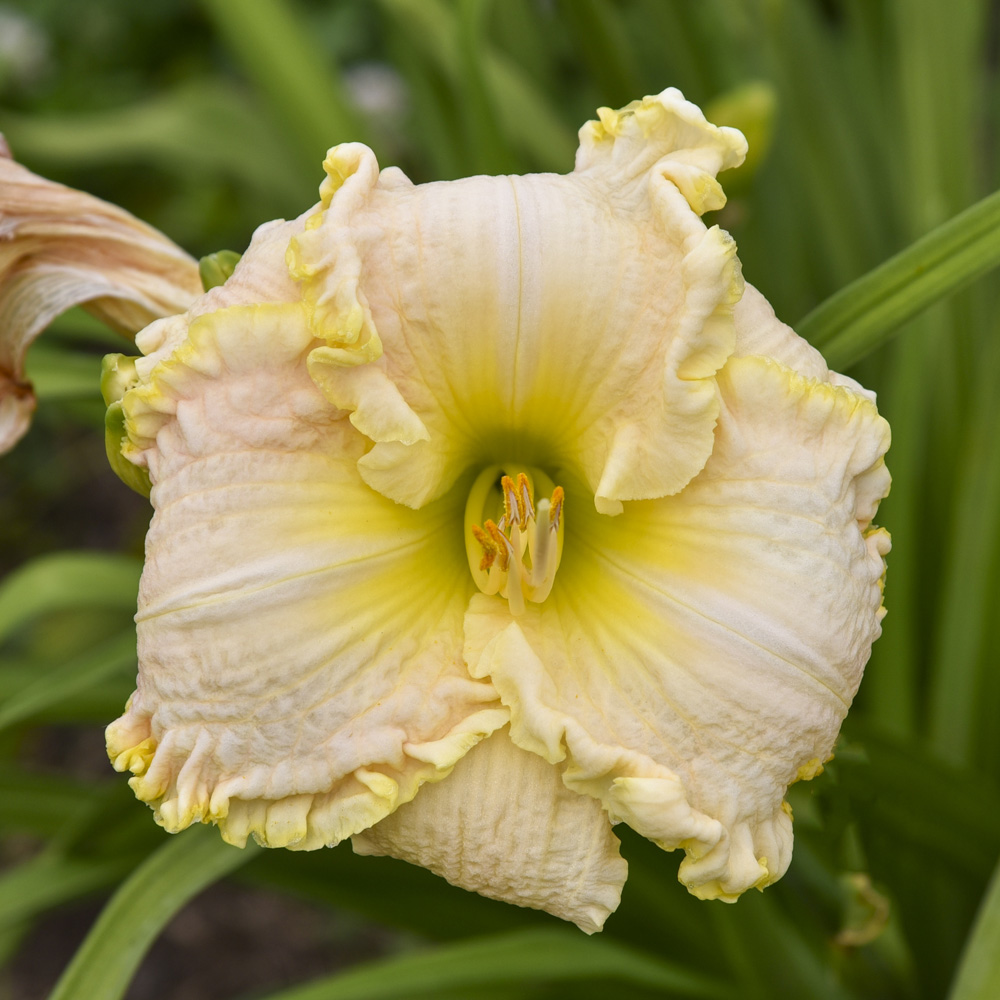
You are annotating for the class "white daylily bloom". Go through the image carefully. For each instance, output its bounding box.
[104,89,890,933]
[0,138,202,453]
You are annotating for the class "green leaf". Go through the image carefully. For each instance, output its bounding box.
[199,0,365,165]
[48,827,257,1000]
[0,630,135,732]
[23,344,102,400]
[43,307,124,348]
[0,663,128,723]
[243,848,544,941]
[0,854,133,932]
[1,80,306,205]
[556,0,640,107]
[255,928,733,1000]
[483,54,576,171]
[839,725,1000,881]
[926,369,1000,766]
[455,0,518,174]
[948,857,1000,1000]
[378,0,575,172]
[0,552,141,645]
[0,767,101,837]
[797,188,1000,369]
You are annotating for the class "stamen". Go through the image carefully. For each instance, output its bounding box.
[465,465,565,616]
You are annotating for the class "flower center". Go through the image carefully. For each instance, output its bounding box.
[464,464,565,615]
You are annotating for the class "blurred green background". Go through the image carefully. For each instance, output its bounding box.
[2,1,999,998]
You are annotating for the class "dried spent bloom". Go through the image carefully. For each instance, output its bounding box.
[0,137,202,453]
[103,90,890,933]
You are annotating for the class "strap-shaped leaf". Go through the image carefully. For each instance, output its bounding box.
[0,854,132,933]
[798,188,1000,369]
[199,0,366,159]
[0,767,99,837]
[948,858,1000,1000]
[255,928,733,1000]
[0,552,141,644]
[0,630,135,732]
[48,827,256,1000]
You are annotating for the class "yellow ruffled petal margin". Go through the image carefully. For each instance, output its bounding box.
[282,89,748,515]
[106,302,507,849]
[576,87,748,213]
[464,354,889,901]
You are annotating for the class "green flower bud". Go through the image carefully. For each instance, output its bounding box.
[198,250,243,291]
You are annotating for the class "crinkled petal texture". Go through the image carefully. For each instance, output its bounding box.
[107,303,507,850]
[106,88,890,927]
[290,89,747,515]
[353,727,627,933]
[0,140,202,452]
[464,356,890,900]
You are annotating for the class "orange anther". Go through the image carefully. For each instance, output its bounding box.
[515,473,534,529]
[549,486,565,529]
[471,523,497,571]
[500,475,516,526]
[484,519,512,572]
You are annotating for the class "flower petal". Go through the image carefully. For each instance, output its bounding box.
[732,282,879,402]
[732,282,830,380]
[107,301,507,849]
[292,91,746,513]
[576,88,748,214]
[0,141,202,452]
[352,727,626,934]
[464,355,890,900]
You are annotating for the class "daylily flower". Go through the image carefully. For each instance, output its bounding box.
[0,137,202,453]
[103,89,890,934]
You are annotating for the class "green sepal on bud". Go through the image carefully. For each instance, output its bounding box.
[101,353,151,498]
[198,250,242,291]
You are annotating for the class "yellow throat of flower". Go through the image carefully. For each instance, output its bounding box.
[465,465,565,616]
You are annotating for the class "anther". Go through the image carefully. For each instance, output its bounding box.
[515,473,534,529]
[484,519,513,572]
[470,524,497,571]
[549,486,564,529]
[501,476,518,527]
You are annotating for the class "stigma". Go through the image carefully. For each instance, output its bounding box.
[465,467,565,615]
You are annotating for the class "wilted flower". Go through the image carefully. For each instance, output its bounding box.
[102,90,890,933]
[0,138,202,453]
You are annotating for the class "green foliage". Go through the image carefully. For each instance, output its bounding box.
[260,929,731,1000]
[2,1,999,998]
[48,828,257,1000]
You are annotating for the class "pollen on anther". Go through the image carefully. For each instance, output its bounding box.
[471,524,498,571]
[549,486,565,529]
[500,476,517,527]
[484,519,512,571]
[515,473,534,529]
